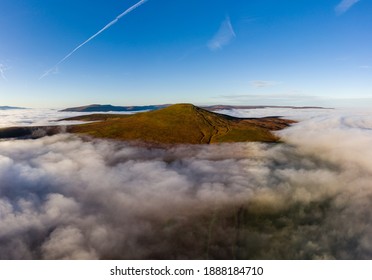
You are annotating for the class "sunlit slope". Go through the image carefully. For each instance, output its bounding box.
[66,104,295,144]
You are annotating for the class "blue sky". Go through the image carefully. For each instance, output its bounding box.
[0,0,371,108]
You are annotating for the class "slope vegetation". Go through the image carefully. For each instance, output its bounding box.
[66,104,295,144]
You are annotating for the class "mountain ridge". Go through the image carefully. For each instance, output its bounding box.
[61,103,331,112]
[65,103,296,145]
[0,106,26,110]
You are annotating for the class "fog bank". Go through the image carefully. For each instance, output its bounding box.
[1,109,372,259]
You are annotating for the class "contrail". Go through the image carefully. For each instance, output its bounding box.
[40,0,148,79]
[207,16,236,51]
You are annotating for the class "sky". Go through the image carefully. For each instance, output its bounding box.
[0,0,371,108]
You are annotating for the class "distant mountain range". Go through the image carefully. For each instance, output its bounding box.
[61,104,330,112]
[0,106,25,110]
[60,104,169,112]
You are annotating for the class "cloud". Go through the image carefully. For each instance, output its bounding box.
[40,0,148,79]
[218,93,321,106]
[0,108,137,129]
[250,80,278,88]
[1,108,372,259]
[335,0,360,15]
[359,65,371,70]
[214,107,334,120]
[0,64,7,81]
[208,16,236,51]
[220,93,316,99]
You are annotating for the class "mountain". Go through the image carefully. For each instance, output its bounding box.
[64,104,295,145]
[60,104,169,112]
[0,106,25,110]
[0,126,62,139]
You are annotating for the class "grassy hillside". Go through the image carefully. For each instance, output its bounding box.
[65,104,295,144]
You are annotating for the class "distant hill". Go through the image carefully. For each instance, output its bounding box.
[64,104,295,145]
[60,104,169,112]
[0,106,25,110]
[203,105,331,110]
[61,103,331,113]
[0,126,62,139]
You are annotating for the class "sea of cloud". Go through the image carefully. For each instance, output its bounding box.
[0,108,138,128]
[1,107,372,259]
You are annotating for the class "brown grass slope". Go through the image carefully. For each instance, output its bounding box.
[66,104,295,144]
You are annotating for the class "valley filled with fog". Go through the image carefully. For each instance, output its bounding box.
[0,108,140,128]
[1,107,372,259]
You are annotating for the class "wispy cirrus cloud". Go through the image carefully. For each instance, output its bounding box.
[0,64,7,81]
[335,0,360,15]
[250,80,278,88]
[208,16,236,51]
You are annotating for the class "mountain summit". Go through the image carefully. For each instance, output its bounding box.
[66,104,295,144]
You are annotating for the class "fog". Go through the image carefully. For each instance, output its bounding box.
[1,108,372,259]
[0,108,138,128]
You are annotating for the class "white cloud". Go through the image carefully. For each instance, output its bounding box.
[250,80,278,88]
[1,108,372,259]
[215,107,335,120]
[208,16,236,51]
[218,93,321,106]
[0,64,7,81]
[335,0,360,15]
[0,108,139,129]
